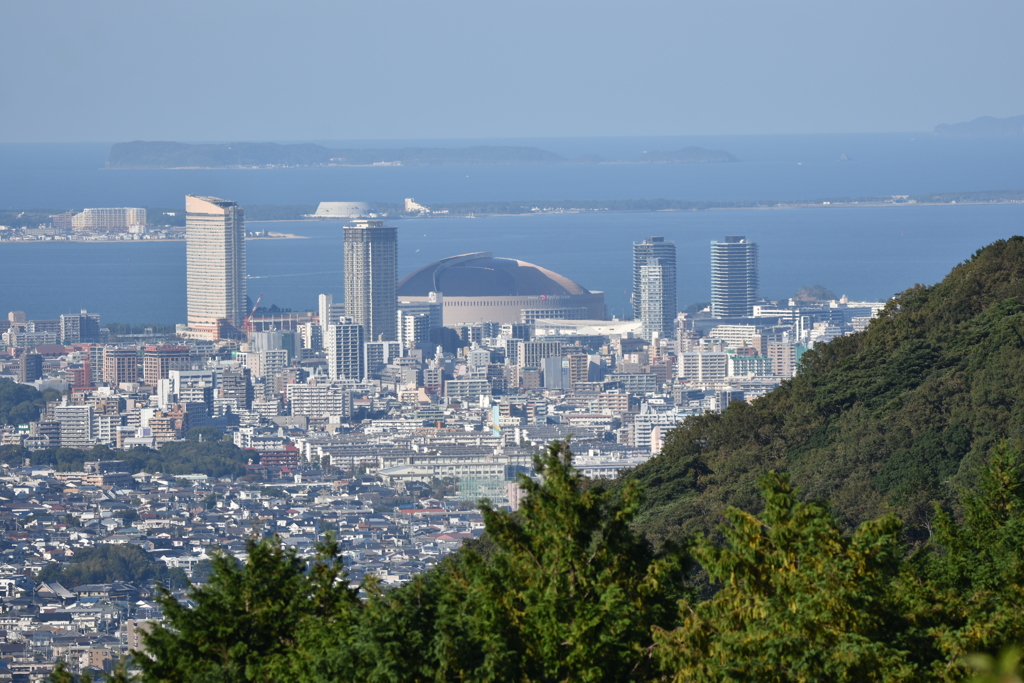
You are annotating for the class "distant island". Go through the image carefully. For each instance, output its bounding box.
[105,141,739,169]
[933,114,1024,137]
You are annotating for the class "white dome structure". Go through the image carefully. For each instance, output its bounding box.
[311,202,373,219]
[398,252,606,325]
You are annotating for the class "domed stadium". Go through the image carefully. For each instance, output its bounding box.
[397,252,606,325]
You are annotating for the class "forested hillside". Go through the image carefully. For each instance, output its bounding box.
[626,236,1024,543]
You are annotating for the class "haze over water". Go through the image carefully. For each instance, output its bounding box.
[1,135,1023,323]
[3,135,1024,208]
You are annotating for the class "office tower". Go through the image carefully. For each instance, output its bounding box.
[633,237,676,322]
[343,220,397,341]
[185,195,247,339]
[326,318,365,381]
[60,310,101,344]
[398,291,443,334]
[245,349,289,380]
[398,292,450,350]
[103,347,138,385]
[178,381,214,413]
[500,322,531,341]
[711,235,759,318]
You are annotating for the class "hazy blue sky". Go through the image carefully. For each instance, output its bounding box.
[2,0,1022,142]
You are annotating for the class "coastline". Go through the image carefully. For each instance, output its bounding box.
[4,196,1023,242]
[100,160,736,171]
[0,232,307,244]
[377,197,1024,220]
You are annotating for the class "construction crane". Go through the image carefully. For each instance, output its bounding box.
[244,292,264,340]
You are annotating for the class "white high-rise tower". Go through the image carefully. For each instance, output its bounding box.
[711,235,759,318]
[184,195,247,340]
[343,220,397,341]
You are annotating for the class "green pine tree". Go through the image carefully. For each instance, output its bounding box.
[654,471,917,682]
[905,441,1024,680]
[134,534,357,683]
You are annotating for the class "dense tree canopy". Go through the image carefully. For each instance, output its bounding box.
[0,378,53,426]
[136,537,356,683]
[0,440,252,478]
[793,284,838,301]
[37,543,186,588]
[654,473,915,682]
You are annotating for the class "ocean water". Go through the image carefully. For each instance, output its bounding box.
[3,134,1024,209]
[1,135,1023,323]
[2,205,1022,323]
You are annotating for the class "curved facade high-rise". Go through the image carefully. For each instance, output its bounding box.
[185,195,247,340]
[711,235,758,318]
[344,220,397,341]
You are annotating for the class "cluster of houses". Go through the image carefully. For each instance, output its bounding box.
[0,460,491,679]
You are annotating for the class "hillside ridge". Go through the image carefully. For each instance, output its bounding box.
[624,236,1024,543]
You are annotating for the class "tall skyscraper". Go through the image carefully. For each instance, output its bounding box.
[344,220,397,341]
[185,196,247,340]
[711,235,759,318]
[633,237,677,339]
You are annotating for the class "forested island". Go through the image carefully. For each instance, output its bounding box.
[104,141,738,169]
